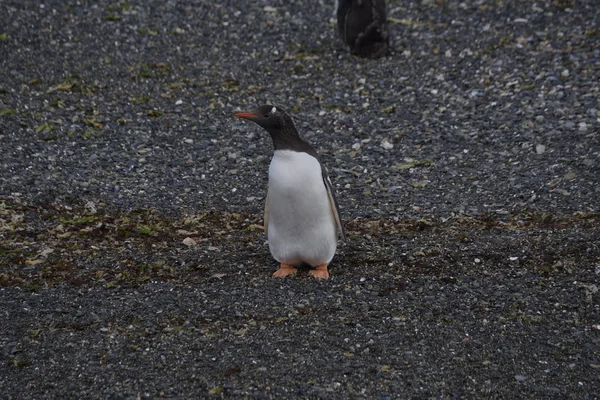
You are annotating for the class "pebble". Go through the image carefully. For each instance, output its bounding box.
[381,140,393,150]
[182,237,197,247]
[535,144,546,154]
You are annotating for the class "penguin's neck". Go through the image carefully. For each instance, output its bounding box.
[268,126,318,159]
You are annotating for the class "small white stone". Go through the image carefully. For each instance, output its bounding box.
[263,6,277,12]
[182,237,197,247]
[184,138,193,144]
[535,144,546,154]
[352,143,361,150]
[175,99,183,105]
[459,48,473,57]
[84,201,97,214]
[381,140,393,150]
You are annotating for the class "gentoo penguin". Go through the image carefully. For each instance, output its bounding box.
[336,0,389,59]
[234,105,345,279]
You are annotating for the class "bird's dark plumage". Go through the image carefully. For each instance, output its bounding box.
[336,0,389,59]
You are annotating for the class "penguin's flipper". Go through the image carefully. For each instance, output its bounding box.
[322,170,346,241]
[264,190,270,235]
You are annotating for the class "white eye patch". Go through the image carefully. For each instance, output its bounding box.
[271,106,277,114]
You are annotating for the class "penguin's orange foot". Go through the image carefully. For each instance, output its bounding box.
[272,264,298,278]
[309,264,329,279]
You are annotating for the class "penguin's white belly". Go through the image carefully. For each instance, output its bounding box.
[267,150,338,267]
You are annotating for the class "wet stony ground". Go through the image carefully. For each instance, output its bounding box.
[1,0,599,398]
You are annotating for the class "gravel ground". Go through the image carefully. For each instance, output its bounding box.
[1,0,599,398]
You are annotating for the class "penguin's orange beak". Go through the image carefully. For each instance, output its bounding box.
[233,111,257,119]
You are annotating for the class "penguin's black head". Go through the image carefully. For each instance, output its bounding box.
[234,104,294,134]
[234,104,317,155]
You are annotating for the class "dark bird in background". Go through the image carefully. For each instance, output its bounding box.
[336,0,389,59]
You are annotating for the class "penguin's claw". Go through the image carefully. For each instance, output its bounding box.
[273,264,298,278]
[309,264,329,279]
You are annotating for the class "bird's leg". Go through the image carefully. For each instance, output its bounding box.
[309,264,329,279]
[354,19,381,48]
[272,264,298,278]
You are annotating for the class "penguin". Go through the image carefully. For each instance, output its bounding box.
[234,105,345,279]
[336,0,389,59]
